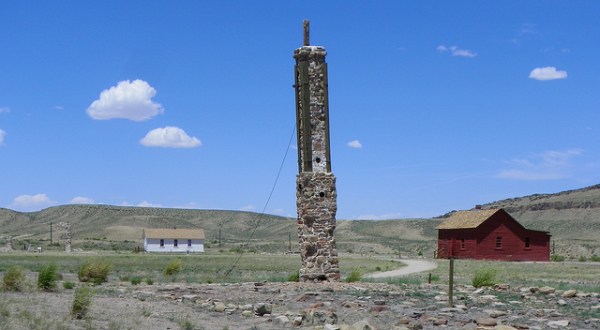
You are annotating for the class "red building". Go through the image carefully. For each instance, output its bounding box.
[436,208,550,261]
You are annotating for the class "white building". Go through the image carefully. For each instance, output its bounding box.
[143,228,205,253]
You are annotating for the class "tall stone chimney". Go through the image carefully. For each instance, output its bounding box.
[294,20,340,282]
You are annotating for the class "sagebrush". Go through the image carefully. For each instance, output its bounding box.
[38,263,60,291]
[345,269,362,283]
[3,266,26,291]
[78,260,112,285]
[472,268,497,288]
[164,259,182,276]
[71,287,94,319]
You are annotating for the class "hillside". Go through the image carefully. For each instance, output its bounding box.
[0,205,298,252]
[1,184,600,257]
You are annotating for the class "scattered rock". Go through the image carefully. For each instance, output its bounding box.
[539,286,556,294]
[292,316,303,326]
[432,317,448,325]
[548,320,570,328]
[562,289,577,298]
[495,325,519,330]
[213,302,226,313]
[254,303,272,316]
[477,317,498,327]
[273,315,290,327]
[370,305,388,313]
[352,318,375,330]
[485,309,508,318]
[494,284,510,291]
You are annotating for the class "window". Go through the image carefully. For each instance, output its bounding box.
[160,239,164,247]
[174,239,178,247]
[187,239,192,247]
[495,236,502,249]
[525,237,530,249]
[460,238,466,250]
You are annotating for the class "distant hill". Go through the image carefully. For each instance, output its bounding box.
[1,184,599,258]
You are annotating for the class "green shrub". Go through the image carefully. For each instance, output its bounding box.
[345,269,362,283]
[78,260,112,285]
[551,254,566,262]
[130,277,142,285]
[578,256,587,262]
[472,268,497,288]
[178,318,195,330]
[145,277,154,285]
[287,270,300,282]
[164,259,182,276]
[229,246,243,254]
[71,287,94,319]
[3,266,26,291]
[38,263,60,291]
[590,255,600,262]
[63,281,76,289]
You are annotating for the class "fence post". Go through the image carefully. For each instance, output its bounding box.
[448,258,454,307]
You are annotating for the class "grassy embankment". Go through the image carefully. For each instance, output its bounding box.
[373,258,600,293]
[0,252,402,284]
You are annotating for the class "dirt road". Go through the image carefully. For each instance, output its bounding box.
[365,258,438,279]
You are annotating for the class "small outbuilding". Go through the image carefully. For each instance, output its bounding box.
[143,228,205,253]
[436,208,550,261]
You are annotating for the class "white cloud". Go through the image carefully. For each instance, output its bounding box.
[69,196,95,204]
[86,79,164,121]
[497,149,583,181]
[240,205,256,212]
[347,140,363,149]
[0,129,5,145]
[529,66,567,81]
[0,106,10,114]
[140,126,201,148]
[437,45,477,58]
[137,201,162,208]
[9,193,56,212]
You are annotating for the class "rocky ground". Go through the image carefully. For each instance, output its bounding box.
[1,279,599,330]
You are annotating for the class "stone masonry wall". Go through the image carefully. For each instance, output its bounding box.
[296,172,339,281]
[56,221,72,252]
[294,44,339,281]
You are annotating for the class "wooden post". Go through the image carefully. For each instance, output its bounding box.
[303,19,310,46]
[448,258,455,307]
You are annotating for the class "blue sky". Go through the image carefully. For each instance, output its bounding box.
[1,1,599,219]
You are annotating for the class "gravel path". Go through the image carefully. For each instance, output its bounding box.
[365,258,438,278]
